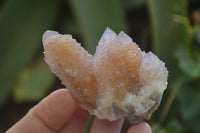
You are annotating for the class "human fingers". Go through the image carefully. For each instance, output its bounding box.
[89,117,124,133]
[59,106,91,133]
[6,89,77,133]
[127,122,152,133]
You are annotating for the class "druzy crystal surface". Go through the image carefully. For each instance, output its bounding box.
[42,28,168,124]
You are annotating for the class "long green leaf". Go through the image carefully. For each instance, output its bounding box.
[13,59,55,103]
[148,0,191,77]
[68,0,127,54]
[148,0,193,125]
[0,0,61,109]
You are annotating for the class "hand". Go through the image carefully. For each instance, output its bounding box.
[6,89,152,133]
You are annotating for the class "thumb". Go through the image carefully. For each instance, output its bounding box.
[6,89,77,133]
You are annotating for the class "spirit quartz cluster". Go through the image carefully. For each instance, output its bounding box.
[42,28,168,124]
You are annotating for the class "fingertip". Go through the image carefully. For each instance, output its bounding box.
[90,118,124,133]
[127,122,152,133]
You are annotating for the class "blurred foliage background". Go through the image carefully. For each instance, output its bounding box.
[0,0,200,132]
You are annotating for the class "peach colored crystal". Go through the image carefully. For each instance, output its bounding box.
[42,28,168,124]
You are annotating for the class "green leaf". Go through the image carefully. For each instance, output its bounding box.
[179,57,200,77]
[68,0,127,54]
[184,115,200,133]
[177,81,200,121]
[166,119,182,133]
[0,0,61,109]
[193,29,200,49]
[148,0,192,78]
[13,59,55,103]
[151,124,166,133]
[124,0,146,10]
[175,46,200,78]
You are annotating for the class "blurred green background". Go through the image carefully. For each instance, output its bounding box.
[0,0,200,132]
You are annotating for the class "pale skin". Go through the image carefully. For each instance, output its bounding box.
[6,89,152,133]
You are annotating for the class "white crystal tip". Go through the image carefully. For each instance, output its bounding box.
[98,27,117,45]
[118,31,132,44]
[42,30,59,47]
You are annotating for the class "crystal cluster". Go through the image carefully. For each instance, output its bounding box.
[42,28,168,124]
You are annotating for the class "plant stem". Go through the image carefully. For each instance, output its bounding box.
[159,76,185,124]
[84,115,95,133]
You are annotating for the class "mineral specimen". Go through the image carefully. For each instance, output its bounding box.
[42,28,168,124]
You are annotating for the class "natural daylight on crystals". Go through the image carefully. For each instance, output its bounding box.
[42,27,168,124]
